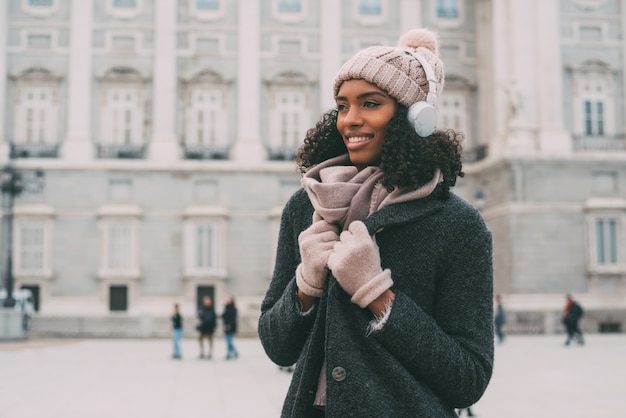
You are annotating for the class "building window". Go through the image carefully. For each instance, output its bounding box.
[585,200,625,274]
[184,217,225,276]
[584,100,604,136]
[359,0,381,15]
[15,86,57,145]
[99,218,139,277]
[596,218,618,266]
[437,0,458,18]
[113,0,136,8]
[23,0,58,16]
[278,0,301,13]
[98,68,146,158]
[11,68,61,158]
[196,0,219,10]
[182,70,230,159]
[186,89,226,150]
[106,0,141,18]
[439,91,468,134]
[14,220,49,275]
[101,87,142,145]
[571,62,619,151]
[267,72,312,160]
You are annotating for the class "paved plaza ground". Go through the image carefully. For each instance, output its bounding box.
[0,334,624,417]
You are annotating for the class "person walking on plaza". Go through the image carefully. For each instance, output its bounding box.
[494,294,507,344]
[170,303,183,359]
[197,296,217,359]
[563,294,584,346]
[221,295,239,360]
[457,406,475,417]
[259,27,494,417]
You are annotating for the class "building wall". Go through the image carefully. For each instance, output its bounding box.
[1,0,625,337]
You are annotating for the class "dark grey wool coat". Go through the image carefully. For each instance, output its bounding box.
[259,186,494,417]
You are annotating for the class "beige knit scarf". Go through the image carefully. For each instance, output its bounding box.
[302,153,442,229]
[301,153,441,407]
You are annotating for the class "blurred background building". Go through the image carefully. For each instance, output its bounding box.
[0,0,624,337]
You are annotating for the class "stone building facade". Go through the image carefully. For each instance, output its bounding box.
[0,0,624,336]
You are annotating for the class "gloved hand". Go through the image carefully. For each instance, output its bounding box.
[327,221,393,308]
[296,217,340,297]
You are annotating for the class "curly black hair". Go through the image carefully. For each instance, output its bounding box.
[296,104,464,196]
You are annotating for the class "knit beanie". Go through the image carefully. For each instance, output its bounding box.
[333,28,444,108]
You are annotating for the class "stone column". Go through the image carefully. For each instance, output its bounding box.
[0,1,8,163]
[504,0,539,154]
[231,1,266,163]
[62,0,94,161]
[534,0,571,155]
[319,0,341,112]
[148,0,179,160]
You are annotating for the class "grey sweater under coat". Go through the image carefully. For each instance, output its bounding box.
[258,186,494,417]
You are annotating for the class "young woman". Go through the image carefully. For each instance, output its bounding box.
[259,28,494,417]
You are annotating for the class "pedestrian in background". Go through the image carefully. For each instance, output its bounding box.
[494,294,507,344]
[259,27,494,417]
[222,295,239,360]
[171,303,183,359]
[563,294,585,346]
[197,296,217,359]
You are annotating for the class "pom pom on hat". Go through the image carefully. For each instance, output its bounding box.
[333,28,444,108]
[398,28,439,55]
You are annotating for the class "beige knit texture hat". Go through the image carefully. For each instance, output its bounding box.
[333,28,444,107]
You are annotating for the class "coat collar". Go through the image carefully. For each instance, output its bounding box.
[362,186,447,235]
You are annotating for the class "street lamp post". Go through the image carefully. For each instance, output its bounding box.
[1,163,45,308]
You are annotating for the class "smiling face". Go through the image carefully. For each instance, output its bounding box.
[335,79,397,168]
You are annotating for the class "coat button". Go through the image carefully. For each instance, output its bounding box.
[332,366,346,382]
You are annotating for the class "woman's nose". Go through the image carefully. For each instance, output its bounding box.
[343,106,363,126]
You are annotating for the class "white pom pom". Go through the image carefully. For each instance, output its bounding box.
[398,28,439,55]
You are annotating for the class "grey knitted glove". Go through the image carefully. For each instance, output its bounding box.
[327,221,393,308]
[296,218,340,297]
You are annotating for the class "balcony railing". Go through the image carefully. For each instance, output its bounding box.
[462,144,488,163]
[183,144,229,160]
[10,142,60,158]
[267,146,297,161]
[96,143,146,159]
[572,134,626,152]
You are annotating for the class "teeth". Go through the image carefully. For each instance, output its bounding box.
[348,136,369,143]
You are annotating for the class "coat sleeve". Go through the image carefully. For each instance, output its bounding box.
[258,191,317,367]
[371,225,494,408]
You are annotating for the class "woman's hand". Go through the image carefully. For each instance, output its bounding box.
[296,218,340,298]
[328,221,394,308]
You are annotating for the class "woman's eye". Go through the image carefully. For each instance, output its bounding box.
[363,101,379,108]
[336,104,347,112]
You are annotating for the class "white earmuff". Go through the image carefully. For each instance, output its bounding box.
[405,50,438,137]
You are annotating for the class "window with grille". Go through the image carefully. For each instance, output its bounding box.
[278,0,301,13]
[584,100,604,136]
[113,0,136,8]
[29,0,53,6]
[595,218,618,266]
[439,92,468,133]
[101,220,137,274]
[196,0,219,10]
[15,221,47,274]
[359,0,381,15]
[269,90,309,159]
[437,0,458,18]
[185,221,220,274]
[15,86,57,144]
[186,89,226,147]
[574,74,612,138]
[100,87,143,145]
